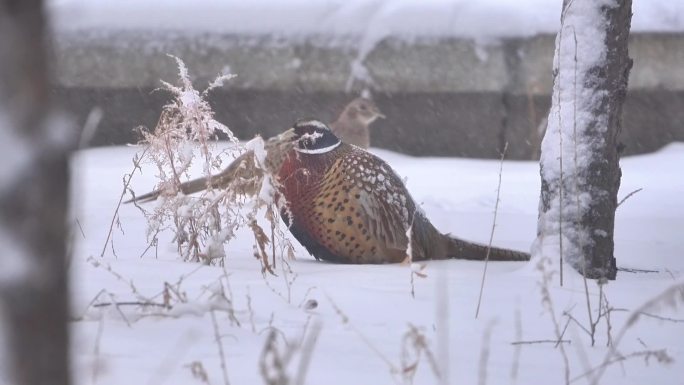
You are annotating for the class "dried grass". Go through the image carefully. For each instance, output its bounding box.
[129,56,296,272]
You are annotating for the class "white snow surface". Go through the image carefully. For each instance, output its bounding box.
[70,142,684,385]
[47,0,684,39]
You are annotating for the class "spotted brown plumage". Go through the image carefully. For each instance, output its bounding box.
[277,120,530,263]
[129,119,530,264]
[279,141,410,263]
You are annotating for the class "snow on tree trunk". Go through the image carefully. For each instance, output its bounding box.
[535,0,632,280]
[0,0,72,384]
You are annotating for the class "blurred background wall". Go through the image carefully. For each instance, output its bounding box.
[47,0,684,159]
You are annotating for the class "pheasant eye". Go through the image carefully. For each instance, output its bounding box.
[302,138,313,147]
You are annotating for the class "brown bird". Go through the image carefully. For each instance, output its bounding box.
[330,97,385,149]
[130,120,530,264]
[279,120,528,263]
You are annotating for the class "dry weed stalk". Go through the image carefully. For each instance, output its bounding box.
[86,256,147,302]
[246,287,257,333]
[477,320,498,385]
[258,320,322,385]
[510,339,571,346]
[134,55,239,263]
[210,310,231,385]
[536,256,571,385]
[573,349,672,384]
[324,292,400,378]
[509,306,522,381]
[148,331,198,385]
[403,214,422,299]
[404,219,428,299]
[185,361,211,384]
[561,279,612,347]
[101,148,149,258]
[132,56,297,271]
[81,258,243,328]
[325,293,441,385]
[91,316,105,385]
[400,324,441,385]
[587,281,684,384]
[434,270,450,385]
[475,142,508,318]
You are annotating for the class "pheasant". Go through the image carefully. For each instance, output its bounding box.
[129,120,530,264]
[330,97,385,149]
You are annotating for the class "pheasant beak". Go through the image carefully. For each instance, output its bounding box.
[371,106,387,120]
[373,105,386,119]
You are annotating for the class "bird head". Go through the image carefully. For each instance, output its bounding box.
[292,119,342,154]
[343,97,385,125]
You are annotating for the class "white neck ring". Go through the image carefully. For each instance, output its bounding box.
[294,140,341,154]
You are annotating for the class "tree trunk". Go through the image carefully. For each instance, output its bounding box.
[0,1,73,384]
[535,0,633,280]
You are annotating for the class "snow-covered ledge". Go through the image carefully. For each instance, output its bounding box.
[46,1,684,158]
[51,32,684,94]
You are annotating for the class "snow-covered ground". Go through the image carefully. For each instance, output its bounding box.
[70,142,684,385]
[47,0,684,39]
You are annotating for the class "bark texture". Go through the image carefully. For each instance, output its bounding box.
[0,0,72,384]
[538,0,633,280]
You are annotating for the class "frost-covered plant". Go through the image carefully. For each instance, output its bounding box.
[135,55,239,263]
[134,55,295,269]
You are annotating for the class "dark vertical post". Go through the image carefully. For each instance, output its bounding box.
[0,0,72,384]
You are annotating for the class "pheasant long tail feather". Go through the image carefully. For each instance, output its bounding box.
[125,150,255,204]
[446,235,530,261]
[124,174,212,204]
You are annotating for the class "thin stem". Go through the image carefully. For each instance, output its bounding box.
[475,142,508,318]
[210,310,231,385]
